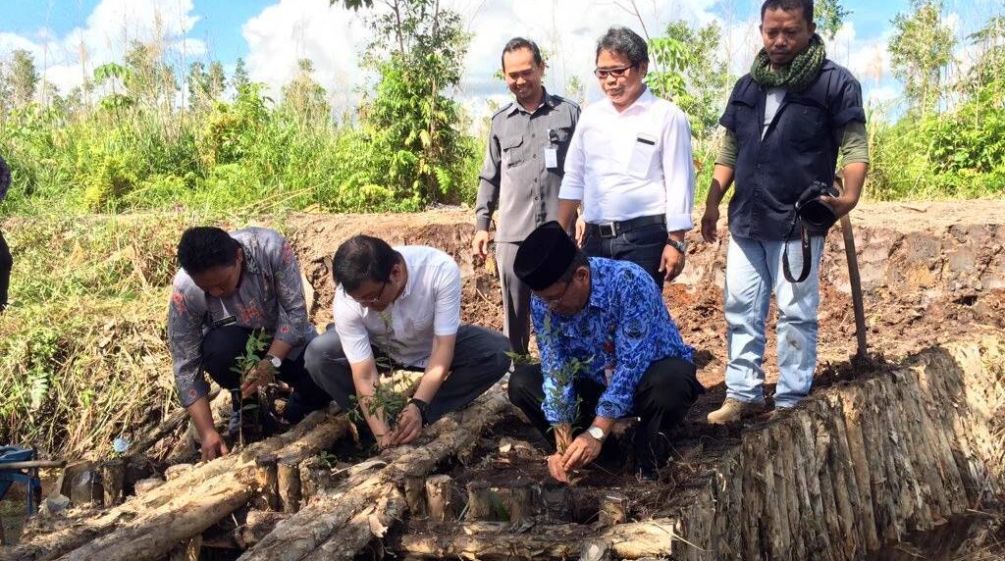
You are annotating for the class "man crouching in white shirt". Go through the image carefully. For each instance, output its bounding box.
[305,234,510,448]
[557,26,695,288]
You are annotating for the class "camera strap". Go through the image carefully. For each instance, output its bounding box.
[782,216,813,283]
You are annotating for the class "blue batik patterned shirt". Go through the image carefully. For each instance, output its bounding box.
[531,257,694,424]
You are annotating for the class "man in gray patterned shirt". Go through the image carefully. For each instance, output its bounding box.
[167,226,330,460]
[473,37,580,356]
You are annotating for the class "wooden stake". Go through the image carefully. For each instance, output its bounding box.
[278,457,302,513]
[425,475,457,524]
[101,458,126,507]
[404,475,427,517]
[167,535,201,561]
[255,454,280,512]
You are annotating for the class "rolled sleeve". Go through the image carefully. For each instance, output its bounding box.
[829,76,866,129]
[271,239,310,347]
[558,122,586,201]
[432,261,461,337]
[167,288,210,407]
[662,108,696,232]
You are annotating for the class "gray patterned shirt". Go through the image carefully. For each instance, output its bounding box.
[167,227,316,407]
[475,90,580,243]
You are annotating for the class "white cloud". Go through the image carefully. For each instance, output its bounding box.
[0,0,205,94]
[242,0,369,115]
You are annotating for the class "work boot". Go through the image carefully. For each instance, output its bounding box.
[706,398,766,425]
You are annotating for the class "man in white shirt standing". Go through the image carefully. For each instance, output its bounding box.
[557,26,695,288]
[305,235,510,448]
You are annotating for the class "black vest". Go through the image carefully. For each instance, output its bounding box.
[720,60,865,240]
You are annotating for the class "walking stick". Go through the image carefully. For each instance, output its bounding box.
[835,176,868,359]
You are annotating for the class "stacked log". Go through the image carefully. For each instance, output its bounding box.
[237,386,512,561]
[669,337,1005,561]
[2,409,349,561]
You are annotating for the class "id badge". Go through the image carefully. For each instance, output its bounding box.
[544,147,558,169]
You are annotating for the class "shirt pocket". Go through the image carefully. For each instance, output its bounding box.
[502,135,526,168]
[627,133,658,179]
[785,98,827,146]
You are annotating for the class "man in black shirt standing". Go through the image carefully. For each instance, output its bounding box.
[703,0,870,424]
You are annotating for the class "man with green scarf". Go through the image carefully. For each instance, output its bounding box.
[703,0,869,424]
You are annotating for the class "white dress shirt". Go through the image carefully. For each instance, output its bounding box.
[333,246,461,368]
[559,87,695,232]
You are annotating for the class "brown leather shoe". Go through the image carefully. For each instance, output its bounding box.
[706,398,767,425]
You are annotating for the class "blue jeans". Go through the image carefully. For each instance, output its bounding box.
[724,234,824,408]
[582,222,665,288]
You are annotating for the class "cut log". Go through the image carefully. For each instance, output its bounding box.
[397,519,680,560]
[234,512,290,549]
[598,491,628,526]
[164,464,194,482]
[254,455,280,512]
[300,487,406,561]
[133,477,164,497]
[238,386,511,561]
[278,458,302,513]
[426,475,458,523]
[403,475,426,517]
[298,456,338,505]
[464,481,537,523]
[3,410,349,561]
[167,535,201,561]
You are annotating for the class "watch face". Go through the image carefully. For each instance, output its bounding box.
[588,426,604,440]
[269,356,282,368]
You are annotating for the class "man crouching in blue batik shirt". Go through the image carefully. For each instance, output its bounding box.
[508,221,704,482]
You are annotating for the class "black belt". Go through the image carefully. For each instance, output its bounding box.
[585,215,665,239]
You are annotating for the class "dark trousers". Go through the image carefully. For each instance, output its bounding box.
[304,324,510,427]
[201,326,331,423]
[507,357,703,473]
[582,220,666,288]
[0,230,11,311]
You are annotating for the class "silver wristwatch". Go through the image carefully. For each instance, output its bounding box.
[267,354,282,369]
[666,238,688,254]
[586,426,606,441]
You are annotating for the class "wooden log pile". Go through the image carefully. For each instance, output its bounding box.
[668,337,1005,561]
[2,409,350,561]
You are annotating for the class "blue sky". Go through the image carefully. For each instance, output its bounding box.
[2,0,1001,117]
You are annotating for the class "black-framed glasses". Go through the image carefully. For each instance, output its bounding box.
[354,280,387,305]
[594,64,635,79]
[540,280,572,306]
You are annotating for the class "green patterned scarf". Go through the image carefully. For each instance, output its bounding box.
[750,33,826,92]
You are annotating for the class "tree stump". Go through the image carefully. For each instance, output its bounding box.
[465,481,537,523]
[298,456,338,504]
[278,457,302,513]
[255,454,280,511]
[425,475,458,524]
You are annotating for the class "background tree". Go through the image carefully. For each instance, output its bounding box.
[816,0,851,40]
[232,58,251,93]
[647,20,731,139]
[355,0,473,205]
[10,50,39,108]
[889,0,956,116]
[281,58,330,122]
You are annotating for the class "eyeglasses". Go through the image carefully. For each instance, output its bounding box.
[353,280,387,305]
[539,280,572,307]
[593,65,635,79]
